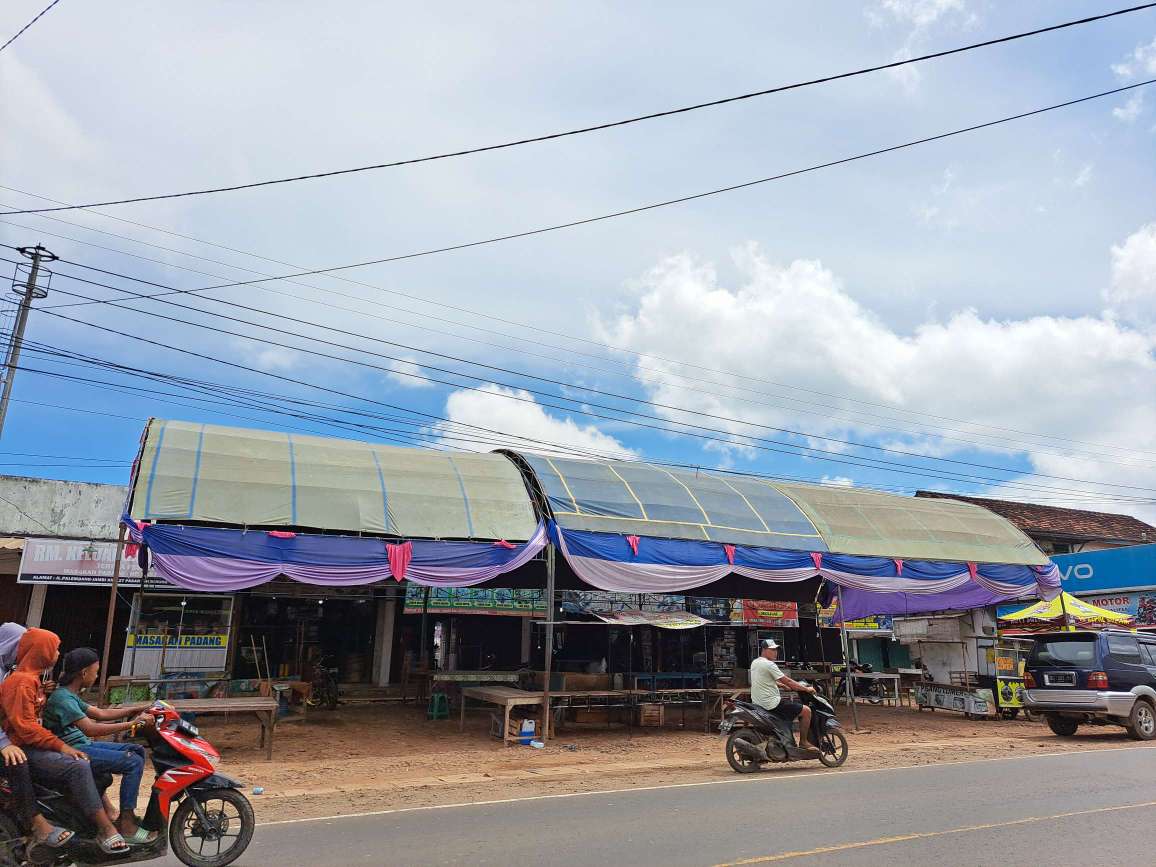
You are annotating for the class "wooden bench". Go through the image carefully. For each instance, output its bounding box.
[172,697,280,760]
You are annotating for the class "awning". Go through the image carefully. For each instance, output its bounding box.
[517,454,1047,565]
[999,592,1135,627]
[130,419,538,541]
[515,453,1058,616]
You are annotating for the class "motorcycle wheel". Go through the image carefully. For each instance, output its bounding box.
[0,812,23,867]
[725,728,764,774]
[170,788,255,867]
[817,730,849,768]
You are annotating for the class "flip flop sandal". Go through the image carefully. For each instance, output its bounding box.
[99,833,130,855]
[125,827,158,844]
[32,825,74,848]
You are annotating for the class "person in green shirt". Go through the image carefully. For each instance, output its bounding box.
[43,647,155,843]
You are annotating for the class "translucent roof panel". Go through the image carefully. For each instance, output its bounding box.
[129,420,538,541]
[518,454,825,551]
[515,453,1049,566]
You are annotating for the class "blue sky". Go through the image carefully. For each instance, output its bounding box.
[1,1,1154,519]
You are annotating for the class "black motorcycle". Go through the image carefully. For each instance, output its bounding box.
[720,687,849,772]
[832,661,885,705]
[307,654,340,710]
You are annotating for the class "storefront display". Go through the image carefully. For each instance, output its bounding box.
[120,593,234,677]
[404,586,544,617]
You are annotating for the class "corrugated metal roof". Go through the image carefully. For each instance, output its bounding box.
[128,420,538,541]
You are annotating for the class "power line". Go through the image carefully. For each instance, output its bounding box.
[4,2,1154,213]
[30,254,1156,494]
[22,265,1156,501]
[5,190,1152,463]
[19,340,1156,508]
[0,0,63,53]
[10,216,1155,469]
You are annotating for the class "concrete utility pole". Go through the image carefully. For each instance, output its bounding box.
[0,245,56,438]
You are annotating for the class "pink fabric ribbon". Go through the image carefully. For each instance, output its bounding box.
[723,544,736,565]
[493,539,516,549]
[267,531,296,539]
[625,535,640,556]
[894,559,904,576]
[810,551,823,570]
[388,541,413,582]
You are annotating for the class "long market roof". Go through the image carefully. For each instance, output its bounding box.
[128,419,538,541]
[514,453,1049,566]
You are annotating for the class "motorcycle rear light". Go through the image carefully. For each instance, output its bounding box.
[1023,672,1036,689]
[1087,671,1109,689]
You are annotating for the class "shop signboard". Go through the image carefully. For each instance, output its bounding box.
[1052,544,1156,594]
[914,682,991,716]
[126,633,230,649]
[817,606,894,633]
[560,591,687,614]
[733,600,799,627]
[403,585,544,616]
[17,538,168,588]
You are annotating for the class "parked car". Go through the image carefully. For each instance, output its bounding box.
[1023,629,1156,739]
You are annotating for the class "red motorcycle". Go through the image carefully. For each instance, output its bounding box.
[1,701,254,867]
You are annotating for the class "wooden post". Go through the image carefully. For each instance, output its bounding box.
[99,526,127,701]
[540,542,556,741]
[419,586,431,667]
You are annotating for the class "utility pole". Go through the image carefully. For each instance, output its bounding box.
[0,245,56,438]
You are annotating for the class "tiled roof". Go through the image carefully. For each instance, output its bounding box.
[914,492,1156,544]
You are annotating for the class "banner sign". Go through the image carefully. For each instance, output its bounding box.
[17,538,167,588]
[126,633,230,649]
[734,600,799,627]
[403,585,544,616]
[593,610,709,629]
[818,606,894,632]
[560,591,687,614]
[1053,544,1156,594]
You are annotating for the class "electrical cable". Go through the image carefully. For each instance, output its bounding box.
[25,254,1156,495]
[5,189,1151,462]
[4,2,1153,213]
[0,0,63,53]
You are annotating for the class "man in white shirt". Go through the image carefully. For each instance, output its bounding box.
[750,638,819,753]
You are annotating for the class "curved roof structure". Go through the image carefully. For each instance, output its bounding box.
[515,453,1048,566]
[128,419,538,541]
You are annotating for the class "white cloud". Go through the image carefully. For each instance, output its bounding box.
[820,475,856,487]
[872,0,966,28]
[385,356,434,389]
[1112,37,1156,79]
[601,242,1156,520]
[1113,92,1145,124]
[439,384,636,459]
[1072,164,1093,188]
[231,344,299,372]
[1106,223,1156,323]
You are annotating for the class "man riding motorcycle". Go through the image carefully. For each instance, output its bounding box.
[750,639,820,757]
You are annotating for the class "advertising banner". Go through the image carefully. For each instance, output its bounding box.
[594,610,709,629]
[17,538,167,588]
[126,633,230,649]
[403,585,544,616]
[734,600,799,627]
[998,592,1156,627]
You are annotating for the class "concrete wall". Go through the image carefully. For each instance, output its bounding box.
[0,475,126,540]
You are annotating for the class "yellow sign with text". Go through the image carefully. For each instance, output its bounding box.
[126,634,229,649]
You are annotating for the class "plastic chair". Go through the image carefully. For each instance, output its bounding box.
[427,690,450,720]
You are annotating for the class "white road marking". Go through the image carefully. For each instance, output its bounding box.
[257,742,1156,827]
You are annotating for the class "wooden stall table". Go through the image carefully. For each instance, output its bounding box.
[172,697,279,760]
[459,686,553,744]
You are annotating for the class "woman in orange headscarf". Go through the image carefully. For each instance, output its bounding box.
[0,628,128,855]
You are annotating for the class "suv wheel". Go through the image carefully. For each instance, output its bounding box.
[1126,700,1156,741]
[1046,714,1079,737]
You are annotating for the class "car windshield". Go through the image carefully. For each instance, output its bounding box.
[1028,637,1097,667]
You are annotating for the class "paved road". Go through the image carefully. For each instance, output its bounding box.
[160,746,1156,866]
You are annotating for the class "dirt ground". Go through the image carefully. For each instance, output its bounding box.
[166,702,1156,824]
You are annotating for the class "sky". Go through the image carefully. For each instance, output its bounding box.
[1,0,1155,522]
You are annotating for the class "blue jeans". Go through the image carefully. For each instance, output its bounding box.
[80,741,147,813]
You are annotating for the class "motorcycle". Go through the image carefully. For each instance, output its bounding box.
[307,654,339,710]
[720,687,849,772]
[0,700,254,867]
[832,661,884,705]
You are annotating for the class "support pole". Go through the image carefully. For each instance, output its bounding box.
[540,542,556,741]
[99,525,126,701]
[1058,592,1072,632]
[0,245,55,439]
[419,585,431,666]
[836,585,860,731]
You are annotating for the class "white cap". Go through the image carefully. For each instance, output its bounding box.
[760,638,779,650]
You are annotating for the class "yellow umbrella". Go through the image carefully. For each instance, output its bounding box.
[1001,592,1134,628]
